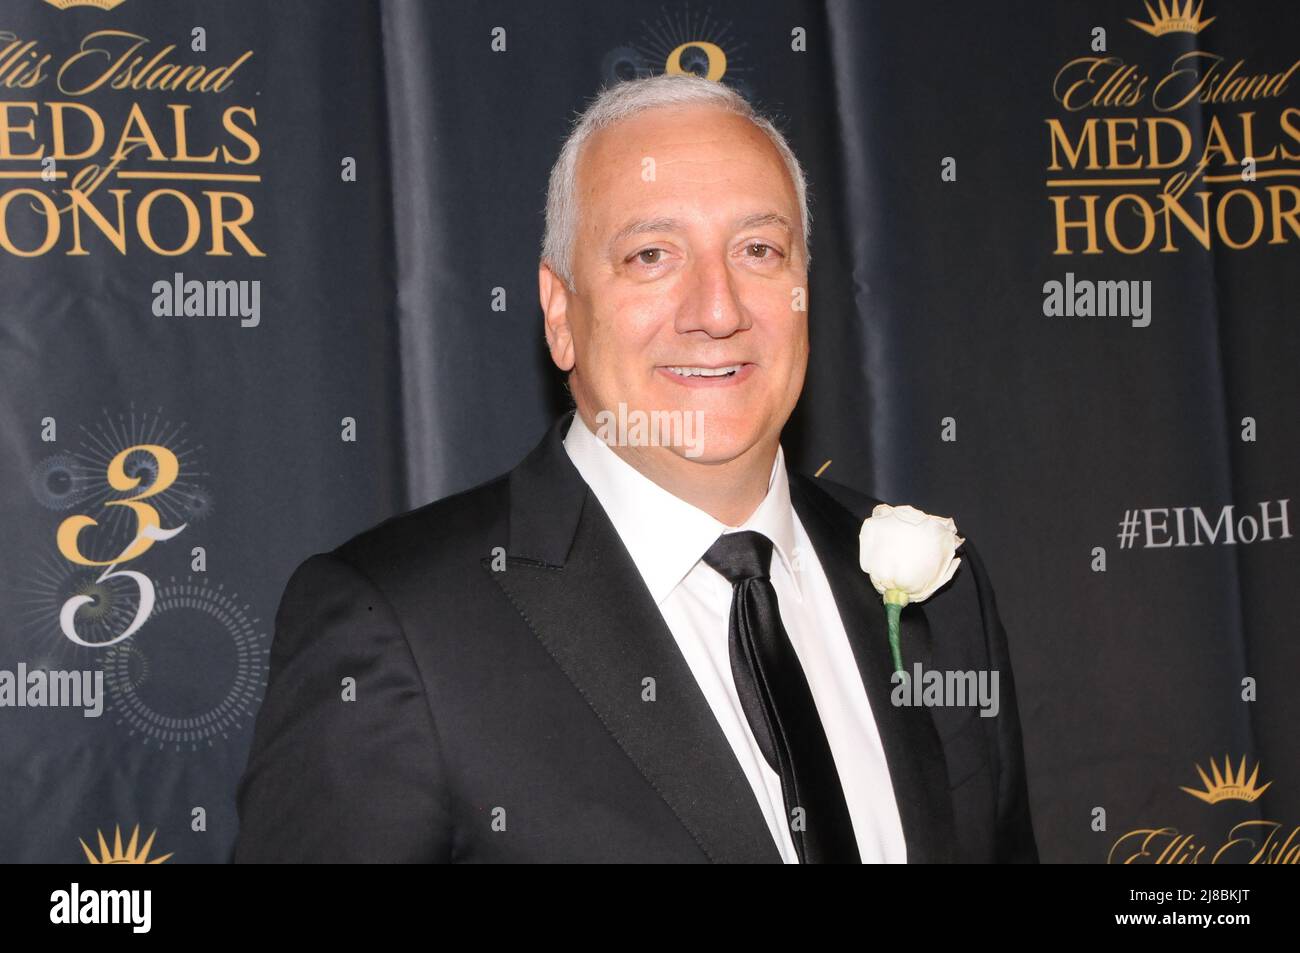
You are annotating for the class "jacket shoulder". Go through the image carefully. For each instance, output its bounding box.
[791,471,887,524]
[329,471,510,588]
[794,471,993,595]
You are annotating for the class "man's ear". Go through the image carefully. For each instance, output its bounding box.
[539,263,576,372]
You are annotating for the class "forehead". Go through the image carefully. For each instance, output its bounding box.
[575,104,797,230]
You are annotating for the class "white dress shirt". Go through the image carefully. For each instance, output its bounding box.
[563,412,907,863]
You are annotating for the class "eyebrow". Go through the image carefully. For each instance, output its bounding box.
[607,211,794,256]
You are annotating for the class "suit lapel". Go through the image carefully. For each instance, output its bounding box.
[488,412,956,863]
[789,473,957,862]
[487,412,782,863]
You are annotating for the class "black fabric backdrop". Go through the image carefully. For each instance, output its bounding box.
[1,0,1296,863]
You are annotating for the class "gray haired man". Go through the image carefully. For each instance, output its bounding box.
[233,73,1037,863]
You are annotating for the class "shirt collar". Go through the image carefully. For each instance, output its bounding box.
[562,411,803,605]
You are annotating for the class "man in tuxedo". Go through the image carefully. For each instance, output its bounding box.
[233,73,1037,863]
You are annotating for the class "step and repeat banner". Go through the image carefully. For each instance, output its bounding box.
[1,0,1296,863]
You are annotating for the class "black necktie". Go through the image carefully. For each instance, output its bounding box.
[702,530,861,863]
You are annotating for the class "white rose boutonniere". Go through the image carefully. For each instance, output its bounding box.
[858,503,965,677]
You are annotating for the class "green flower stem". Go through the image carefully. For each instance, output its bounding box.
[883,589,909,678]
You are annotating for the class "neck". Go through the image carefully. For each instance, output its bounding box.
[579,409,777,526]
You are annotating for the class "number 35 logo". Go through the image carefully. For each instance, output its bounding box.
[55,444,187,647]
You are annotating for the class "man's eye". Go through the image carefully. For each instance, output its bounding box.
[745,242,782,258]
[633,248,665,265]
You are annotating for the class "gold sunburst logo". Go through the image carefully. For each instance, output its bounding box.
[1179,755,1271,804]
[1127,0,1216,37]
[41,0,127,9]
[79,824,173,864]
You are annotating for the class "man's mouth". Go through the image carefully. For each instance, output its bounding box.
[663,364,746,378]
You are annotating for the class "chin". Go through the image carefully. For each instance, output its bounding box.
[672,418,766,465]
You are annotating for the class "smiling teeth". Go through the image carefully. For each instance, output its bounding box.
[667,365,742,377]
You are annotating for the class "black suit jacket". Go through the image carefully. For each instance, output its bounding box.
[232,411,1038,863]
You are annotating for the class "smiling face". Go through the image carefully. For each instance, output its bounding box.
[540,102,809,468]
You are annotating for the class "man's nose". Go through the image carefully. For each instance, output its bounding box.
[674,253,751,338]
